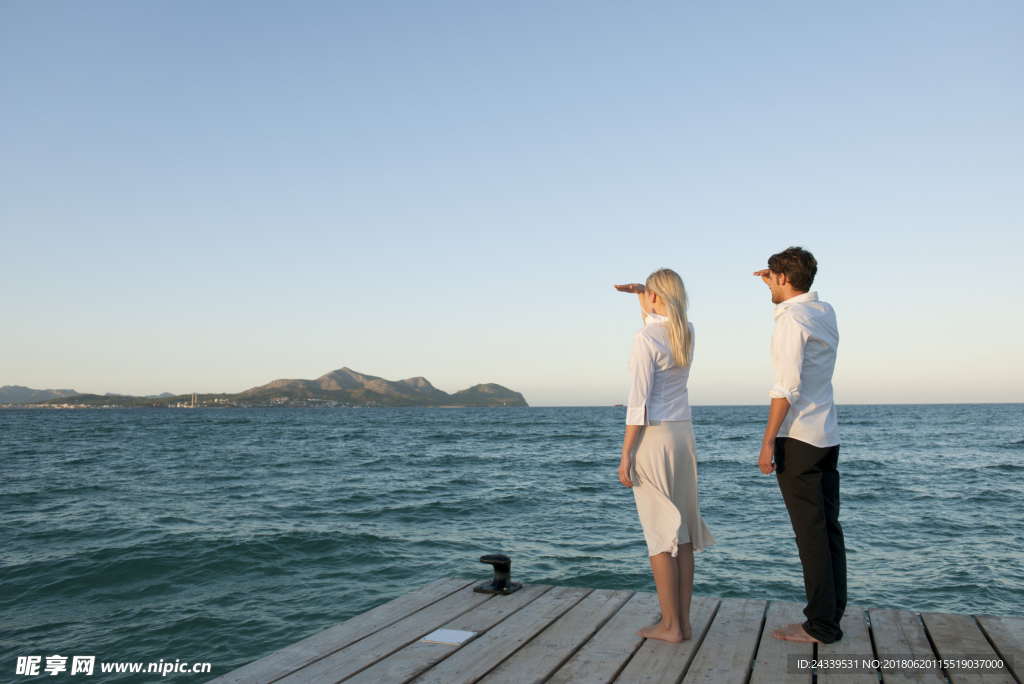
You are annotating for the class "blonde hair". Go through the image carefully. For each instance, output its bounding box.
[645,268,693,367]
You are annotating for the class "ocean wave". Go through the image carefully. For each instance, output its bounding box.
[2,404,1022,681]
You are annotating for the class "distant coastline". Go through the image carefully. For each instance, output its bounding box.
[0,367,528,409]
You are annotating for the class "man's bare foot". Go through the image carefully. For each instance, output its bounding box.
[638,621,684,643]
[772,623,822,642]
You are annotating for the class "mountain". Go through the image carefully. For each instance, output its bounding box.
[0,386,80,404]
[17,368,529,408]
[237,367,528,407]
[451,383,527,405]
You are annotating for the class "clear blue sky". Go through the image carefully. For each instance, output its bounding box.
[2,1,1022,405]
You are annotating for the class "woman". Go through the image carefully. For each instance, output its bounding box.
[615,269,714,643]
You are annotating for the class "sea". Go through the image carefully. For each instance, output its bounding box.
[2,404,1022,681]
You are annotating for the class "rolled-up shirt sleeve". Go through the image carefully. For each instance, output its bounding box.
[769,316,806,405]
[627,333,654,425]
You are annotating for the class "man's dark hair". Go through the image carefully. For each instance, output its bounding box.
[768,246,817,292]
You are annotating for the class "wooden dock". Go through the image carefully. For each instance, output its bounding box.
[210,577,1023,684]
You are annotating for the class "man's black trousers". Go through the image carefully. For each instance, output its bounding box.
[775,437,847,643]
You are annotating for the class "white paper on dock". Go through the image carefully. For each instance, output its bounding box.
[419,629,476,645]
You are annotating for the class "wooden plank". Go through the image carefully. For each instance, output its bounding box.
[818,607,877,684]
[681,598,767,684]
[920,612,1015,684]
[867,608,944,684]
[615,595,721,684]
[343,584,554,684]
[976,616,1024,684]
[409,586,592,684]
[749,601,812,684]
[478,589,635,684]
[273,582,494,684]
[208,577,475,684]
[547,591,662,684]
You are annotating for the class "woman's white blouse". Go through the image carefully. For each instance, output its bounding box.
[626,313,694,426]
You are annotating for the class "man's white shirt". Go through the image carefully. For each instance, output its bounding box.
[770,292,840,447]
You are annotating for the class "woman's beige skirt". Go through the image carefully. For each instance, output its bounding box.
[631,419,715,557]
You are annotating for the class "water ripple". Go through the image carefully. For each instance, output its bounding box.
[0,404,1022,682]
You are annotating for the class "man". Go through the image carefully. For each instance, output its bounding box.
[754,246,846,644]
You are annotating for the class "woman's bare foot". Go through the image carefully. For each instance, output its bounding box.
[638,621,684,643]
[772,623,822,642]
[681,623,692,640]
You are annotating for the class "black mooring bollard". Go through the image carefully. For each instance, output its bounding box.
[473,553,522,595]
